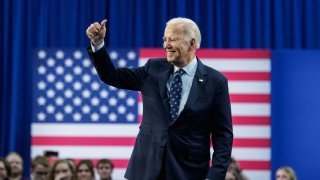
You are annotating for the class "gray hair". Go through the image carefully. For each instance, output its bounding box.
[166,17,201,49]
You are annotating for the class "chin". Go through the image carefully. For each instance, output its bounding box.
[166,58,175,64]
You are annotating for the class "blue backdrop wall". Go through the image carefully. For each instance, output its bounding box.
[1,0,320,179]
[271,51,320,180]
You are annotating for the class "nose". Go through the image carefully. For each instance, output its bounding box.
[163,41,172,49]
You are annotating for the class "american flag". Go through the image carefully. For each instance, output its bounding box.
[32,48,270,180]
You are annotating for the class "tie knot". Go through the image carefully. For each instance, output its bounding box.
[175,69,185,76]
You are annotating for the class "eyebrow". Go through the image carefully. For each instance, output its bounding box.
[163,36,178,40]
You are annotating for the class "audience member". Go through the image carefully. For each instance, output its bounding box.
[75,160,94,180]
[225,169,241,180]
[0,158,11,180]
[65,159,75,170]
[31,156,51,180]
[227,157,248,180]
[96,159,113,180]
[48,159,75,180]
[5,152,23,180]
[276,166,297,180]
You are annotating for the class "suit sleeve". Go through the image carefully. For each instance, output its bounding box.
[87,45,149,91]
[209,78,233,180]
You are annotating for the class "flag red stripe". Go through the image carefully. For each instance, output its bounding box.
[229,94,270,103]
[233,138,270,147]
[138,115,142,123]
[72,159,270,170]
[139,94,270,103]
[139,49,166,58]
[139,115,270,125]
[232,116,270,125]
[238,160,270,170]
[222,72,270,80]
[32,137,269,147]
[140,49,270,58]
[73,159,129,168]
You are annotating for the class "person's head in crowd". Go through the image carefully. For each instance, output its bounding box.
[48,159,74,180]
[0,158,11,180]
[5,152,23,180]
[225,169,241,180]
[75,160,94,180]
[31,156,51,180]
[96,159,114,180]
[227,157,249,180]
[276,166,297,180]
[65,159,75,169]
[228,157,242,173]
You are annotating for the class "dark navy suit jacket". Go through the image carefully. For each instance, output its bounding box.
[88,46,233,180]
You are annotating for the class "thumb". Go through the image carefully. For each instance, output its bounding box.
[100,19,107,29]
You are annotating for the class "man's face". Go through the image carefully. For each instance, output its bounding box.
[276,169,290,180]
[77,164,92,180]
[54,162,73,180]
[97,163,112,180]
[0,161,8,179]
[6,154,23,177]
[32,164,50,180]
[163,24,191,67]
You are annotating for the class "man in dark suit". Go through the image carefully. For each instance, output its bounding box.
[86,17,233,180]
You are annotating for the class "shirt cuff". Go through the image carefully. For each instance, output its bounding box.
[91,41,105,52]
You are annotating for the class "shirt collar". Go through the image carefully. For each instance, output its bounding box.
[173,57,197,77]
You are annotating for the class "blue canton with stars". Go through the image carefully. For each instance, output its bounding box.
[32,48,138,123]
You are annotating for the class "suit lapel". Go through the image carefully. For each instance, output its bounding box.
[158,61,173,117]
[182,59,207,112]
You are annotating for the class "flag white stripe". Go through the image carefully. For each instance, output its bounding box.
[201,59,270,72]
[231,148,270,160]
[31,124,139,137]
[32,123,270,138]
[31,146,133,159]
[139,58,270,72]
[234,125,270,138]
[242,170,271,180]
[110,169,126,180]
[32,146,269,160]
[139,103,270,116]
[228,81,270,94]
[231,103,270,116]
[137,81,270,94]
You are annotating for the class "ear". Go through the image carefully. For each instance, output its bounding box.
[188,39,196,51]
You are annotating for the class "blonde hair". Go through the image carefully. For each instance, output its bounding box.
[166,17,201,49]
[277,166,297,180]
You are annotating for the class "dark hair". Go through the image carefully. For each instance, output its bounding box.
[0,158,11,178]
[226,169,242,180]
[96,159,114,169]
[75,160,95,179]
[31,156,51,170]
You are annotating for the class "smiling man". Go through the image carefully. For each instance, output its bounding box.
[86,17,233,180]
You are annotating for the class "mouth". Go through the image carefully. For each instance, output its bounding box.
[166,50,176,56]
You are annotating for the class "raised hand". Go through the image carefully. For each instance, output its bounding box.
[86,19,107,46]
